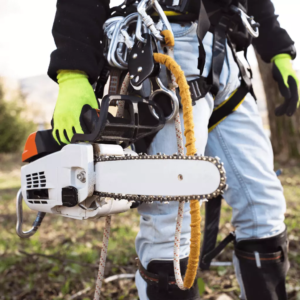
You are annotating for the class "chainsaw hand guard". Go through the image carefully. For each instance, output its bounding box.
[16,189,46,238]
[72,94,165,147]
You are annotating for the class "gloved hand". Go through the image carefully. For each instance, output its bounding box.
[272,54,299,117]
[52,70,99,145]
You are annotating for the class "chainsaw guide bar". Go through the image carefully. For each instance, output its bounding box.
[94,153,227,202]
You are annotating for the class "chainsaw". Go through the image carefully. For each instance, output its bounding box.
[16,93,226,238]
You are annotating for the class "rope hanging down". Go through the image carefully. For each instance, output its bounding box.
[93,30,201,298]
[154,30,201,290]
[94,216,111,300]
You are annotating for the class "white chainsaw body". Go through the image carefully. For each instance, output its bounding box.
[21,144,132,220]
[21,143,224,220]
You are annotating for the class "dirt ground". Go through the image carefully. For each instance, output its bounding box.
[0,153,299,300]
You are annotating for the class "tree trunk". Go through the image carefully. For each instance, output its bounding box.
[255,53,300,162]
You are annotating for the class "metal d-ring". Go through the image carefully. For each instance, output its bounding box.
[16,189,46,238]
[149,77,179,122]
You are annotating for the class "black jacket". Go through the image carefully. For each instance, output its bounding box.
[48,0,295,84]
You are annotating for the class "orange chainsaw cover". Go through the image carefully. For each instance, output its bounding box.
[22,132,38,162]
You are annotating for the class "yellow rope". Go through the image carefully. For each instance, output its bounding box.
[161,30,175,47]
[153,49,201,289]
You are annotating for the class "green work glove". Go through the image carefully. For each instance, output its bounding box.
[272,54,299,117]
[52,70,99,145]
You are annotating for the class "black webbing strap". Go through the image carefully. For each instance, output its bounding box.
[110,0,137,16]
[200,15,231,97]
[211,16,231,95]
[208,81,249,131]
[199,195,223,270]
[201,232,236,268]
[197,0,211,76]
[176,75,249,130]
[95,62,110,99]
[205,35,253,131]
[160,0,190,13]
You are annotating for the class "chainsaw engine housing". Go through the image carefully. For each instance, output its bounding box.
[21,143,132,220]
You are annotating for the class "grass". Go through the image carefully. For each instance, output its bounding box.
[0,154,300,299]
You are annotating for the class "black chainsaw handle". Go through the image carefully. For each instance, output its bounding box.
[71,94,165,144]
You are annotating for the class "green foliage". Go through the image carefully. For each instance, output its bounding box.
[0,80,35,153]
[197,278,205,296]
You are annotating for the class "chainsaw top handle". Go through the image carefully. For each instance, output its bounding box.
[71,94,165,145]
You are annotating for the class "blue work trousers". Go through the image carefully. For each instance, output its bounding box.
[135,22,286,300]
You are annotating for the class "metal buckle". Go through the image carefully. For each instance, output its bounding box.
[149,77,179,122]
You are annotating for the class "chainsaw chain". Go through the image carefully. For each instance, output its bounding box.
[94,153,227,202]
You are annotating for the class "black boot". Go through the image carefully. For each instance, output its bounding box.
[234,228,290,300]
[137,257,200,300]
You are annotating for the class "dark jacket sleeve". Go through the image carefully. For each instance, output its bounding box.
[48,0,110,84]
[248,0,296,62]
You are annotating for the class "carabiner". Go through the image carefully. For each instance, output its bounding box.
[230,6,259,38]
[136,15,147,43]
[109,13,139,69]
[137,0,165,42]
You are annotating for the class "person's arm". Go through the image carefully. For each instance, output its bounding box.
[248,0,299,117]
[248,0,296,63]
[48,0,110,145]
[48,0,110,84]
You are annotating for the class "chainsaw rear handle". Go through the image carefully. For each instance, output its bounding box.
[16,189,46,238]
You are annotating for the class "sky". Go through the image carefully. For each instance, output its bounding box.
[0,0,299,79]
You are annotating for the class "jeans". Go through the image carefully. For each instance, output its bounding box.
[135,22,286,300]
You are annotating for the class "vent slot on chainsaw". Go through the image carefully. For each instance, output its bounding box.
[26,172,47,188]
[28,200,48,204]
[27,189,49,200]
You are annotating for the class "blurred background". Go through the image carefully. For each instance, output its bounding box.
[0,1,300,299]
